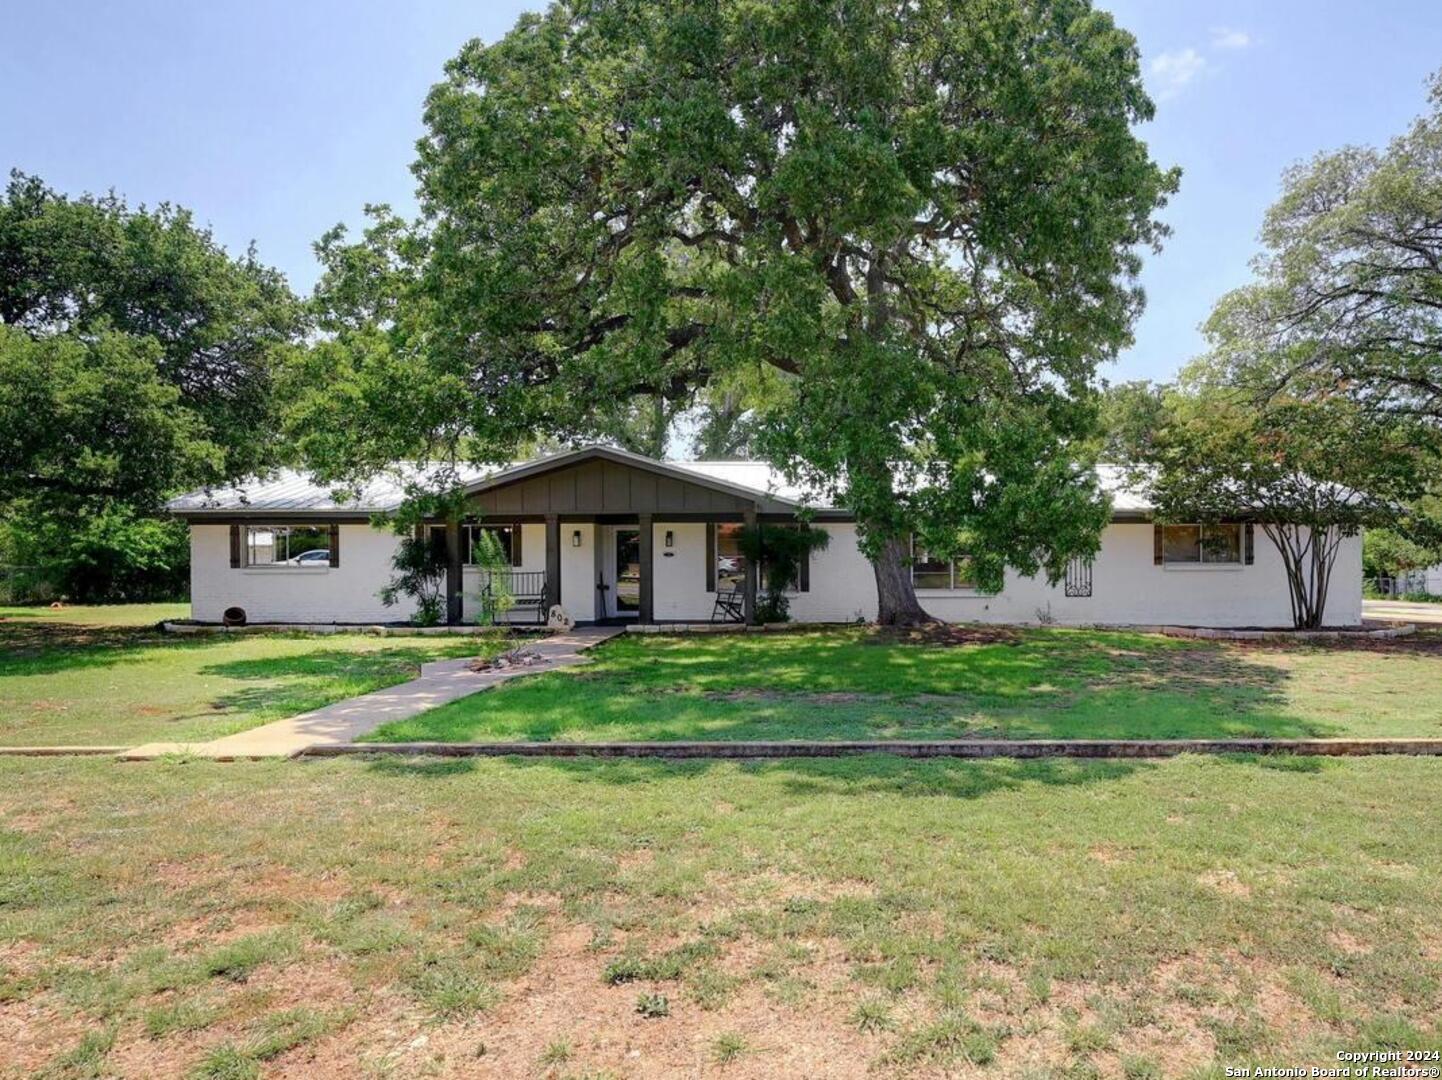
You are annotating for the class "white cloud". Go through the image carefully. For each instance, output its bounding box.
[1210,27,1252,50]
[1148,48,1207,101]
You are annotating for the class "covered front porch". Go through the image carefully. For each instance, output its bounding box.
[428,447,804,627]
[438,514,762,627]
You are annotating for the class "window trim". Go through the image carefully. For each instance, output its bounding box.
[238,524,334,571]
[429,523,522,567]
[909,535,982,592]
[708,522,813,596]
[1158,522,1245,568]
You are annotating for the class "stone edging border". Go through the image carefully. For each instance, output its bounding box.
[622,623,1423,640]
[0,746,129,757]
[302,738,1442,760]
[161,621,547,636]
[3,738,1439,760]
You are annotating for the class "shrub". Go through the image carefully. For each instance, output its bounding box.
[379,535,448,626]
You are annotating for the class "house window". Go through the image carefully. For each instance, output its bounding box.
[428,524,519,566]
[910,536,977,590]
[1162,523,1243,565]
[244,525,331,568]
[712,523,808,593]
[715,523,747,593]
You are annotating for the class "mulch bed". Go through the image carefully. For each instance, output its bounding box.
[468,647,550,673]
[867,623,1021,647]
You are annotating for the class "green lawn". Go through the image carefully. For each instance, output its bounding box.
[1,753,1439,1077]
[0,605,506,747]
[0,602,191,627]
[365,627,1442,744]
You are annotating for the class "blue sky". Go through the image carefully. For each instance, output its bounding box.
[3,1,1439,383]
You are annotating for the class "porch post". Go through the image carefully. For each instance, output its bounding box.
[742,507,758,625]
[445,516,463,626]
[638,513,654,624]
[545,514,561,617]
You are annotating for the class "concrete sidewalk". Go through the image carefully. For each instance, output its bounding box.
[1365,599,1442,626]
[121,626,622,761]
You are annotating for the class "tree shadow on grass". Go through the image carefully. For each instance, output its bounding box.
[366,631,1351,743]
[357,751,1145,800]
[194,647,468,716]
[355,746,1343,802]
[0,623,236,678]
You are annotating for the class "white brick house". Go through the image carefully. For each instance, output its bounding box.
[169,445,1363,629]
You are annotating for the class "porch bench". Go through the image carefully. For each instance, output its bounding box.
[480,570,550,625]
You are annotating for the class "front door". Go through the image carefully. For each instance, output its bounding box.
[598,526,641,619]
[613,528,641,616]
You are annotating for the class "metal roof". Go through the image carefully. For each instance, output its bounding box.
[167,447,1153,517]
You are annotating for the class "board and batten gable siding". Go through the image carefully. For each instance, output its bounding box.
[190,523,411,624]
[467,458,769,517]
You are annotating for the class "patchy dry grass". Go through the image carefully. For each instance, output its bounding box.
[1,753,1439,1077]
[367,626,1442,743]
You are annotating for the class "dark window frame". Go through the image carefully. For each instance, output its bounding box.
[238,524,335,569]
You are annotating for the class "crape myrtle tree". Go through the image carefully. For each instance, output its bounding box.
[296,0,1176,623]
[1136,359,1432,629]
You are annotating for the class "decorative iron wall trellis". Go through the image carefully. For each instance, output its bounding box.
[1064,556,1093,598]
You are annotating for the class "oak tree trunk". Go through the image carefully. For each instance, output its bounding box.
[871,533,937,626]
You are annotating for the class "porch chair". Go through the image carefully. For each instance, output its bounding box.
[710,586,744,624]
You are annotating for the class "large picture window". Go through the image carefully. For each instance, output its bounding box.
[714,523,748,593]
[244,525,332,568]
[910,537,978,590]
[1161,523,1243,565]
[428,524,519,566]
[711,524,809,594]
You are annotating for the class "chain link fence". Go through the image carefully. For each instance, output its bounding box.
[1366,573,1442,601]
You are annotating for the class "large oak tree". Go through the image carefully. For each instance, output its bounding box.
[0,172,301,599]
[301,0,1176,622]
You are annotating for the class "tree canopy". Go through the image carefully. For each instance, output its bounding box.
[1203,70,1442,424]
[0,172,302,600]
[1125,356,1433,628]
[292,0,1176,623]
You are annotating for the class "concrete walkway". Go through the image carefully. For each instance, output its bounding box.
[121,626,623,761]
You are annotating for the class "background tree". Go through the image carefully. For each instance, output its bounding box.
[1135,359,1432,628]
[0,173,302,600]
[294,0,1176,624]
[1098,380,1169,462]
[1203,70,1442,424]
[1363,525,1442,587]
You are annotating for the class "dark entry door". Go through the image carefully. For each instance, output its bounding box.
[614,528,641,613]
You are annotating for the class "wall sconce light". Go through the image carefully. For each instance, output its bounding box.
[665,530,674,548]
[571,529,582,547]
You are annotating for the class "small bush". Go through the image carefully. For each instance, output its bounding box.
[634,991,670,1018]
